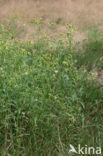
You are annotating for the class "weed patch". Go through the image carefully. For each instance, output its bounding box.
[0,25,103,155]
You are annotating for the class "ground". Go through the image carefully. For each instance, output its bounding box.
[0,0,103,37]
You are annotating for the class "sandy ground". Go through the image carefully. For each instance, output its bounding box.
[0,0,103,39]
[0,0,103,24]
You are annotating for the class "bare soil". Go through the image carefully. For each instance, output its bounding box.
[0,0,103,35]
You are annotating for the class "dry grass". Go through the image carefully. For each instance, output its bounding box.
[0,0,103,42]
[0,0,103,28]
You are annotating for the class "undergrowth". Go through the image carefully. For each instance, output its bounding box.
[73,29,103,71]
[0,24,103,156]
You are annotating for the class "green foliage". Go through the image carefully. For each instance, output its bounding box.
[0,25,103,155]
[73,29,103,71]
[30,17,44,32]
[4,18,26,39]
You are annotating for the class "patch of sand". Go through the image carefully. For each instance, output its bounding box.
[0,0,103,29]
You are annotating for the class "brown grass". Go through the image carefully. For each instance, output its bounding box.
[0,0,103,24]
[0,0,103,39]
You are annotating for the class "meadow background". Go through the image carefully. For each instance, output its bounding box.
[0,0,103,155]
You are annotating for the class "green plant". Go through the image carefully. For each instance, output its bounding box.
[73,29,103,71]
[0,24,103,155]
[30,17,44,33]
[6,18,26,39]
